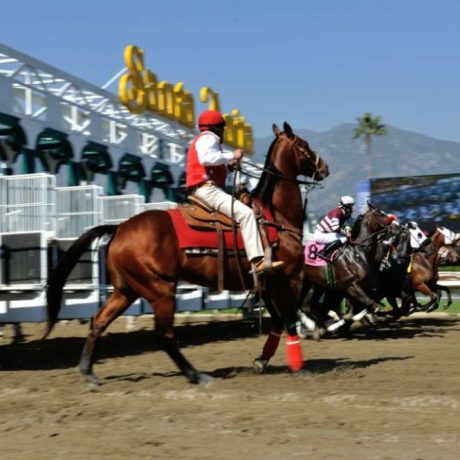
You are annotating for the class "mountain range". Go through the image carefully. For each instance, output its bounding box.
[252,124,460,217]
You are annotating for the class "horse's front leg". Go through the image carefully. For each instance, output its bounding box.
[255,280,304,374]
[343,282,377,324]
[253,294,284,373]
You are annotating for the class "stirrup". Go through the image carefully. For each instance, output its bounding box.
[251,260,284,274]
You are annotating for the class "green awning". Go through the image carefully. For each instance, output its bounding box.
[118,153,146,182]
[36,128,73,168]
[81,142,113,173]
[151,161,174,188]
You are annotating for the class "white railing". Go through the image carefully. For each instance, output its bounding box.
[0,173,56,234]
[438,271,460,287]
[56,185,103,238]
[144,201,178,211]
[101,194,145,225]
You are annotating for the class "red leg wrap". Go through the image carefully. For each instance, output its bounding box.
[262,328,283,359]
[286,335,303,372]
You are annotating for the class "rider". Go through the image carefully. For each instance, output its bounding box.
[314,195,355,262]
[186,109,284,274]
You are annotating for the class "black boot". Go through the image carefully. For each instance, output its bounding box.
[317,240,343,263]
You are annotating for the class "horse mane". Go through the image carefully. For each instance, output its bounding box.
[251,137,282,209]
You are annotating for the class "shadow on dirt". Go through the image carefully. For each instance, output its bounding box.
[100,355,413,384]
[322,316,459,341]
[0,316,457,372]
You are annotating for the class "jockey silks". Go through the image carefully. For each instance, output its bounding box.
[316,207,347,233]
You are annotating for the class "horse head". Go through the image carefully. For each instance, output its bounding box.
[437,245,460,265]
[435,226,457,246]
[378,224,412,267]
[364,205,395,233]
[351,205,395,242]
[270,122,329,181]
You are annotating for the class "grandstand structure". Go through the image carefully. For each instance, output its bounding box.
[0,43,253,322]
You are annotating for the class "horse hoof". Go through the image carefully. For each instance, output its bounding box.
[363,313,379,325]
[293,369,313,378]
[253,357,269,373]
[83,373,102,386]
[77,367,102,386]
[189,372,213,385]
[312,327,325,341]
[198,373,213,386]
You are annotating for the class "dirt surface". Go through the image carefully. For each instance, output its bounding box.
[1,313,459,460]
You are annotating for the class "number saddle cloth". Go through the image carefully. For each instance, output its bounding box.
[304,240,340,267]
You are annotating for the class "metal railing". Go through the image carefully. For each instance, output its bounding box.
[0,173,56,234]
[56,185,103,239]
[101,194,145,225]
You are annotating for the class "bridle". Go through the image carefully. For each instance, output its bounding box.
[240,134,325,187]
[349,211,394,247]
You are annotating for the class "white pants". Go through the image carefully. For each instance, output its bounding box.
[313,230,347,244]
[195,184,264,262]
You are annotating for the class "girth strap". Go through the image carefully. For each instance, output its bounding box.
[217,225,225,292]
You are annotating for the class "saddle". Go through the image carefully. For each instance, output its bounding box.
[180,195,237,231]
[177,194,272,291]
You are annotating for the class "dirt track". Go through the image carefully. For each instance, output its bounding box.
[1,313,459,460]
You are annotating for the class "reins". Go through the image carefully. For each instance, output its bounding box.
[240,132,325,187]
[228,132,325,292]
[258,218,303,241]
[240,158,324,188]
[349,225,391,247]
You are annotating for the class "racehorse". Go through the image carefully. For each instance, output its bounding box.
[408,228,456,312]
[45,122,329,385]
[379,226,457,316]
[299,204,395,335]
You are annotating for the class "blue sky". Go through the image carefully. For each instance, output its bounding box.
[2,0,460,141]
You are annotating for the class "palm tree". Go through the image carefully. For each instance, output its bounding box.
[353,112,387,179]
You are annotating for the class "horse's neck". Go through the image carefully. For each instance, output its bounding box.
[352,220,379,259]
[354,221,374,245]
[271,180,303,230]
[427,233,444,262]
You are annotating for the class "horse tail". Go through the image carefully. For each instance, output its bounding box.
[44,225,118,338]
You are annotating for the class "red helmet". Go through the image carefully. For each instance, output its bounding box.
[198,110,226,130]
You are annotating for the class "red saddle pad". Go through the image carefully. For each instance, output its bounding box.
[167,207,278,250]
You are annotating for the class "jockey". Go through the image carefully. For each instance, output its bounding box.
[185,109,284,274]
[314,195,355,262]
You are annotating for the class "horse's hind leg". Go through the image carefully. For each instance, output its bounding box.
[437,285,452,309]
[414,283,440,312]
[146,280,211,385]
[80,288,136,385]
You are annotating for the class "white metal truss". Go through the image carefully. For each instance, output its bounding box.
[0,43,195,161]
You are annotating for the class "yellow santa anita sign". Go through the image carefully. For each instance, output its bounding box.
[118,45,253,153]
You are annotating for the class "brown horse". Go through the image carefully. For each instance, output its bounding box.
[45,122,329,385]
[298,205,395,335]
[409,228,455,312]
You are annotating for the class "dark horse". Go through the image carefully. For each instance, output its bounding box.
[375,226,456,317]
[45,122,329,385]
[299,205,395,335]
